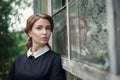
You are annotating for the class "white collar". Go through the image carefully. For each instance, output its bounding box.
[27,45,49,58]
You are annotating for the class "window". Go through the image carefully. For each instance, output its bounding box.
[52,9,68,57]
[51,0,119,79]
[51,0,68,57]
[69,0,109,70]
[52,0,66,14]
[79,0,109,69]
[69,0,81,61]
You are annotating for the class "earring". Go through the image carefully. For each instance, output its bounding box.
[29,35,32,37]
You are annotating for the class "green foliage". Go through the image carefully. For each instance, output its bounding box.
[0,0,14,60]
[11,31,27,55]
[0,0,32,80]
[0,1,19,79]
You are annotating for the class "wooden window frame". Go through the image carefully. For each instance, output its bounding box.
[49,0,120,80]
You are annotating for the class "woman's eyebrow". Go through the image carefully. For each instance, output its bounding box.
[35,24,51,27]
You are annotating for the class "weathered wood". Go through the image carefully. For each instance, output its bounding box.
[62,57,120,80]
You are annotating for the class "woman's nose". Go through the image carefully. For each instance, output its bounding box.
[42,29,47,34]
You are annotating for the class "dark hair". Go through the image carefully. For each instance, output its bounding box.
[24,13,54,50]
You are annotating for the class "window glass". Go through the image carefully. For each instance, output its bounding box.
[52,0,66,14]
[70,0,109,70]
[52,9,68,57]
[68,0,74,3]
[69,0,81,60]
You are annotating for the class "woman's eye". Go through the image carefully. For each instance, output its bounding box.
[46,26,51,30]
[46,27,51,30]
[36,27,42,29]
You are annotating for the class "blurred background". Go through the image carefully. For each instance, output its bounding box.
[0,0,33,80]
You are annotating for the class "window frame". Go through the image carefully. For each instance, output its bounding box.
[48,0,120,79]
[107,0,120,75]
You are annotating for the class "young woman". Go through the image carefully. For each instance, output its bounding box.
[7,14,66,80]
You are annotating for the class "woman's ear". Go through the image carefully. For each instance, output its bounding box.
[28,31,32,37]
[29,34,32,37]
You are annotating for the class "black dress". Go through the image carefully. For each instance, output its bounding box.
[7,50,66,80]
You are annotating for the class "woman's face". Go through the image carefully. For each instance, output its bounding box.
[29,18,51,47]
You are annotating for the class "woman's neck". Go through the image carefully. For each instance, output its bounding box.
[31,44,45,53]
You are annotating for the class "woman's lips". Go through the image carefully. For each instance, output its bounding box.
[41,37,48,41]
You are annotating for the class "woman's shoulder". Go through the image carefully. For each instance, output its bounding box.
[14,53,26,62]
[44,50,61,60]
[45,50,62,63]
[47,50,61,56]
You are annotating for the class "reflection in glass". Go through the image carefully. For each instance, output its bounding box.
[52,9,68,57]
[70,0,109,70]
[69,0,81,60]
[52,0,66,14]
[68,0,74,3]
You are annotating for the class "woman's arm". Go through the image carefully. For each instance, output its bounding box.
[7,61,15,80]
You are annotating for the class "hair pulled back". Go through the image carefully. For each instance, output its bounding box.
[24,13,54,50]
